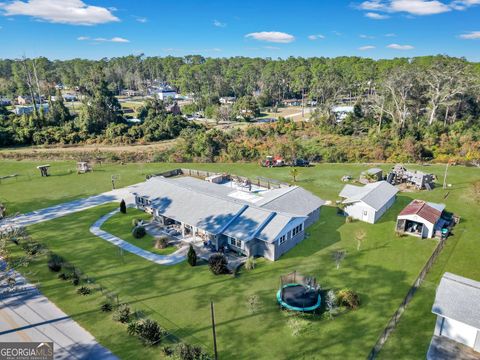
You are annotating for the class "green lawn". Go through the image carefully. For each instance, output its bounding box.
[3,160,480,359]
[101,208,178,256]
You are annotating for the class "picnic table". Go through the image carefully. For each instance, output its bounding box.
[37,164,50,177]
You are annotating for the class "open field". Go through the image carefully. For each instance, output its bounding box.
[2,160,479,359]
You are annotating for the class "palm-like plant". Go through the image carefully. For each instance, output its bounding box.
[290,168,299,183]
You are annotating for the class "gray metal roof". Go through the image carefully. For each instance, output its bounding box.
[257,186,326,216]
[432,272,480,329]
[132,176,323,242]
[340,181,398,211]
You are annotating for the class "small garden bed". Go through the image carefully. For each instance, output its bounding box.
[101,209,178,256]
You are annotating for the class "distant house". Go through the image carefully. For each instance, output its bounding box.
[0,97,11,106]
[332,105,354,122]
[152,85,177,101]
[62,94,77,102]
[360,168,383,184]
[396,200,447,238]
[427,272,480,359]
[121,89,141,97]
[14,103,49,115]
[339,181,398,224]
[282,99,302,107]
[219,96,236,105]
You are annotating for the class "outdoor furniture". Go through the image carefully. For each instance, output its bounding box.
[77,161,92,174]
[37,165,50,177]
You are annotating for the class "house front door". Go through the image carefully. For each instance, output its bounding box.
[362,210,369,222]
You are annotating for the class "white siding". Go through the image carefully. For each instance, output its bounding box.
[397,214,435,238]
[344,202,376,224]
[440,317,478,348]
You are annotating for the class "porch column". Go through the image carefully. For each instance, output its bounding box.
[181,223,185,238]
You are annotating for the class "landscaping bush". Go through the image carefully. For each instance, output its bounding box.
[100,303,113,312]
[345,216,354,223]
[113,304,131,323]
[155,236,170,249]
[175,343,211,360]
[77,286,92,296]
[58,273,68,280]
[132,225,146,239]
[244,257,255,270]
[120,199,127,214]
[187,244,197,266]
[47,253,64,272]
[337,289,360,310]
[22,241,42,256]
[132,218,140,227]
[208,253,229,275]
[127,319,167,346]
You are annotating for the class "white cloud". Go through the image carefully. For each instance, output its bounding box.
[134,16,147,23]
[2,0,119,25]
[78,36,129,43]
[365,12,390,19]
[360,34,375,39]
[359,45,376,50]
[385,32,397,37]
[213,19,226,27]
[245,31,295,43]
[264,45,280,50]
[308,34,325,40]
[387,43,414,50]
[459,31,480,39]
[360,0,479,17]
[390,0,450,15]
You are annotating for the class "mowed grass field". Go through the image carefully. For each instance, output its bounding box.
[2,160,479,359]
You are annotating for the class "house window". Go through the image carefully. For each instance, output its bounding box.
[292,224,304,236]
[228,237,242,248]
[363,211,368,215]
[278,235,287,245]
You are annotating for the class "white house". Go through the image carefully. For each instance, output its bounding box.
[428,272,480,359]
[153,85,177,101]
[339,181,398,224]
[332,105,354,122]
[14,103,49,115]
[396,200,446,238]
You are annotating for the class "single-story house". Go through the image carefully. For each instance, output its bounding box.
[428,272,480,359]
[14,103,49,115]
[0,97,11,106]
[359,168,383,184]
[219,96,236,105]
[339,181,398,224]
[282,99,302,107]
[396,200,446,238]
[132,175,325,261]
[332,105,354,122]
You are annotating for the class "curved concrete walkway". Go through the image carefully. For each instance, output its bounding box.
[90,209,187,265]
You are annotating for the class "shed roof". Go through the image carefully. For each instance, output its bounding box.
[398,200,444,225]
[339,181,398,211]
[432,272,480,330]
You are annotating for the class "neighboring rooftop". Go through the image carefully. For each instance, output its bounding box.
[399,200,445,224]
[339,181,399,211]
[432,272,480,330]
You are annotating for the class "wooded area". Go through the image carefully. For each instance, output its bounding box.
[0,55,479,164]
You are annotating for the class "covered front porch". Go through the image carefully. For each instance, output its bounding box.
[396,218,426,238]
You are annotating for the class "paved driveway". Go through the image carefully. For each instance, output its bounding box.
[0,267,117,360]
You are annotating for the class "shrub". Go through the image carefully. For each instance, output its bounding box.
[176,343,211,360]
[77,286,92,296]
[58,273,68,280]
[155,236,170,249]
[345,216,354,223]
[47,253,64,272]
[337,289,360,310]
[22,241,42,256]
[132,218,140,227]
[132,225,146,239]
[244,257,255,270]
[208,253,229,275]
[120,199,127,214]
[187,244,197,266]
[101,303,113,312]
[128,319,167,346]
[113,304,131,323]
[71,273,80,286]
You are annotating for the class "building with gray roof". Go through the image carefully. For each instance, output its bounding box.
[131,175,324,261]
[339,181,398,224]
[428,272,480,359]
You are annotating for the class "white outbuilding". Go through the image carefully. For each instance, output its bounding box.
[427,272,480,359]
[339,181,398,224]
[396,200,445,238]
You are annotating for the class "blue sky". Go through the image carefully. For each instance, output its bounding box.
[0,0,480,60]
